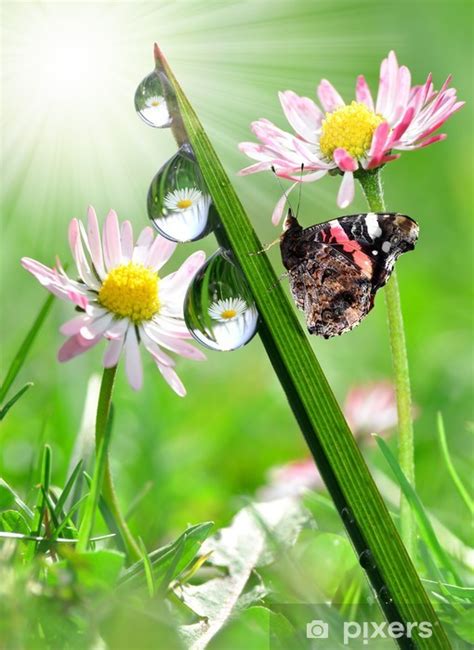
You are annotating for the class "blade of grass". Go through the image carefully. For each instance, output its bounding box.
[53,460,84,521]
[0,382,33,420]
[437,413,473,515]
[375,435,461,585]
[0,478,34,520]
[25,444,52,560]
[0,294,54,404]
[155,44,450,648]
[138,537,156,598]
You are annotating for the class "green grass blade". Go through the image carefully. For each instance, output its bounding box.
[437,413,473,515]
[376,435,461,585]
[138,537,156,598]
[0,382,33,420]
[155,44,450,648]
[0,294,54,404]
[53,460,84,521]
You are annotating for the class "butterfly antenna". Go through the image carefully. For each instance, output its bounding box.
[271,165,295,215]
[295,163,304,217]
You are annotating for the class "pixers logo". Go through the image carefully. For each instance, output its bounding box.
[343,620,433,645]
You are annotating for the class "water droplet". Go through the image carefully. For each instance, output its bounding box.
[184,249,259,351]
[358,549,377,571]
[134,70,172,128]
[340,507,355,526]
[378,586,393,605]
[147,145,215,242]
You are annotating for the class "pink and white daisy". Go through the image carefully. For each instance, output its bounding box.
[239,51,464,222]
[21,207,206,394]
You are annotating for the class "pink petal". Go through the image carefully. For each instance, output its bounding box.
[80,313,114,340]
[333,148,358,172]
[132,227,154,265]
[140,326,176,367]
[124,326,143,390]
[272,183,297,226]
[87,206,106,279]
[238,161,273,176]
[376,50,399,117]
[388,107,415,146]
[278,90,322,141]
[120,220,134,263]
[317,79,345,113]
[145,234,177,271]
[103,336,125,368]
[59,314,90,336]
[69,219,99,289]
[367,122,391,169]
[146,329,206,361]
[160,251,206,299]
[337,172,355,209]
[355,75,374,111]
[58,334,100,362]
[103,209,122,270]
[158,365,186,397]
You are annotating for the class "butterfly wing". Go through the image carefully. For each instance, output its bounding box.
[281,212,419,338]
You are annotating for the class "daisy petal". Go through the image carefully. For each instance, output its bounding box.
[355,75,374,111]
[145,234,177,271]
[317,79,345,112]
[272,183,297,226]
[157,365,186,397]
[333,148,358,172]
[103,336,125,368]
[121,220,134,263]
[59,314,90,336]
[87,206,106,279]
[103,209,122,270]
[337,172,355,209]
[278,90,322,142]
[58,334,100,362]
[124,326,143,390]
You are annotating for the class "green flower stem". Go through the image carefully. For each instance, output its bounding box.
[77,366,140,562]
[358,169,416,560]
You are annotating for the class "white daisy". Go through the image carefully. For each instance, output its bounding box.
[208,297,248,322]
[197,296,259,351]
[21,207,206,394]
[158,187,212,242]
[139,95,171,128]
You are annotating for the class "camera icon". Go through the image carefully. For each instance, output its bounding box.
[306,620,329,639]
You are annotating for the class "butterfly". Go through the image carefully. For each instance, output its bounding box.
[279,210,419,338]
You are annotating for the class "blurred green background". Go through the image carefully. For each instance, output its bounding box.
[1,0,472,547]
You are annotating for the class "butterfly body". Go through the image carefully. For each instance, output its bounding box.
[280,211,419,338]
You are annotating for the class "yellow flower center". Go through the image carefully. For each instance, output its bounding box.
[151,100,161,107]
[98,263,160,323]
[220,309,237,320]
[319,101,385,160]
[177,199,193,209]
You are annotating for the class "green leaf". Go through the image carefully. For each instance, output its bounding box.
[0,484,15,511]
[120,521,213,590]
[208,606,294,650]
[0,478,34,519]
[155,44,450,648]
[375,436,461,585]
[178,499,309,650]
[0,293,54,404]
[50,550,125,591]
[0,510,29,535]
[0,382,33,420]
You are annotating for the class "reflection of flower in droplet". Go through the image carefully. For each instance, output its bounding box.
[203,295,258,351]
[208,297,247,322]
[158,187,212,242]
[140,95,171,128]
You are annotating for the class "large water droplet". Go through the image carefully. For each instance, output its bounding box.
[184,249,259,351]
[147,145,215,243]
[134,70,172,128]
